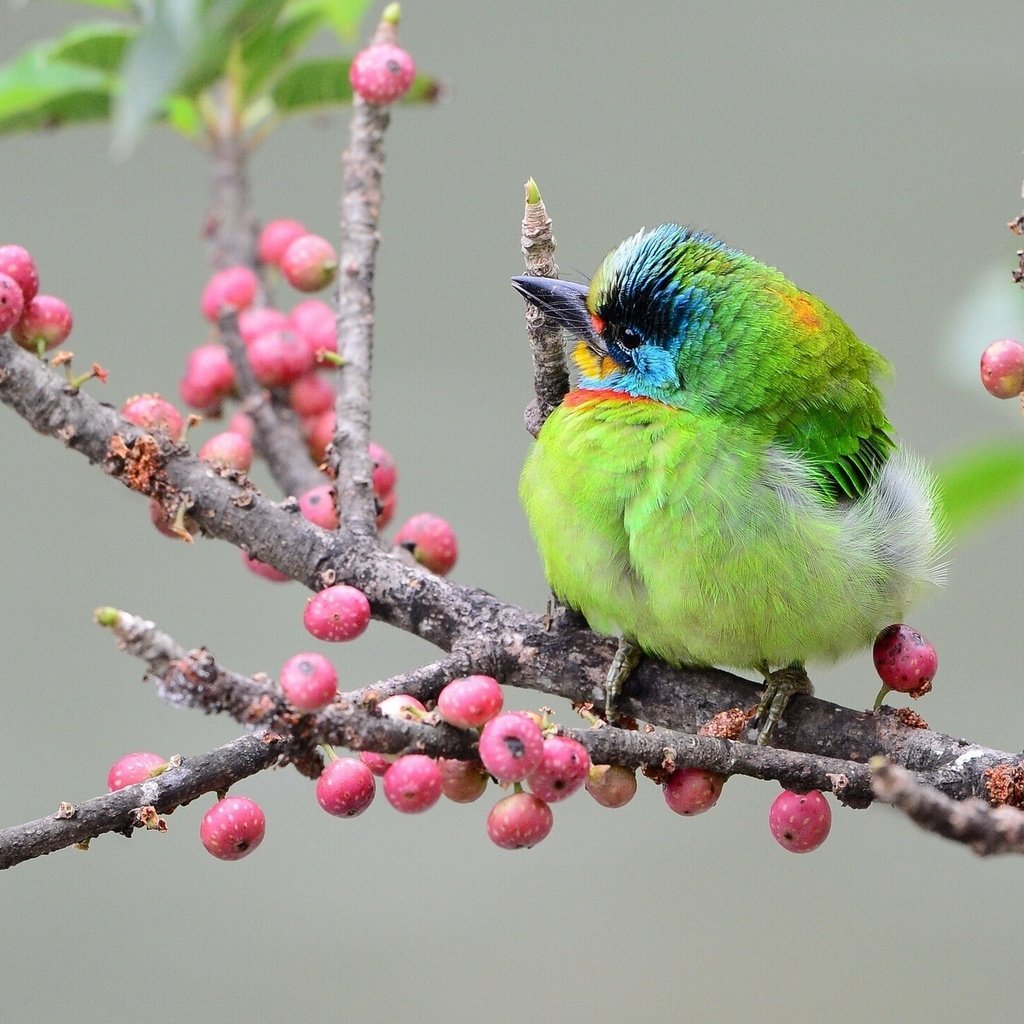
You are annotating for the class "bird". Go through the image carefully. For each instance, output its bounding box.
[513,224,942,743]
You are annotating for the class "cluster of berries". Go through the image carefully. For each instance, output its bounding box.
[0,244,73,355]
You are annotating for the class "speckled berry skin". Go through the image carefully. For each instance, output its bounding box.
[393,513,457,575]
[436,675,504,729]
[316,758,375,817]
[247,327,314,387]
[281,234,338,293]
[180,343,235,411]
[769,790,832,853]
[107,751,165,792]
[11,295,73,352]
[478,712,545,783]
[200,796,266,860]
[873,624,938,693]
[383,755,442,813]
[198,430,253,471]
[201,265,258,321]
[304,584,371,641]
[438,758,489,803]
[299,483,339,530]
[0,273,24,334]
[242,551,290,582]
[349,43,416,104]
[258,219,307,266]
[585,764,637,808]
[486,792,553,850]
[279,652,338,711]
[980,338,1024,399]
[122,393,185,442]
[360,750,393,776]
[663,767,726,816]
[0,245,38,304]
[289,299,337,358]
[526,736,591,803]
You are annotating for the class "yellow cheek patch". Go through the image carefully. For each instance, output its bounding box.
[572,341,618,379]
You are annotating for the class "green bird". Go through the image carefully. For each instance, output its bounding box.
[513,224,942,742]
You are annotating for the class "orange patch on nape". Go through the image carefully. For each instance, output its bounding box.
[781,292,822,331]
[563,388,660,407]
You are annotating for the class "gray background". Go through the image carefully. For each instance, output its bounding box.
[2,2,1023,1022]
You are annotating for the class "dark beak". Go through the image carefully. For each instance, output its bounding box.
[511,275,600,349]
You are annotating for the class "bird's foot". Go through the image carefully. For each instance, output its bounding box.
[754,662,813,745]
[605,637,643,720]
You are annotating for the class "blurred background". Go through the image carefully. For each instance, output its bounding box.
[2,2,1023,1022]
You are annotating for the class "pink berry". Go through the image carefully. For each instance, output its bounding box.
[585,764,637,808]
[122,393,185,442]
[316,757,375,817]
[383,754,442,813]
[305,409,336,461]
[0,273,24,334]
[289,372,336,417]
[304,584,371,641]
[281,234,338,293]
[360,750,392,776]
[349,43,416,105]
[527,735,591,803]
[769,789,832,853]
[107,751,165,791]
[376,488,397,530]
[242,550,289,582]
[436,675,504,729]
[247,327,314,387]
[980,338,1024,399]
[392,512,457,575]
[486,792,553,850]
[369,441,397,496]
[872,623,938,694]
[378,693,426,720]
[279,651,338,711]
[11,294,72,352]
[298,483,339,530]
[478,712,545,783]
[180,343,235,410]
[0,244,38,304]
[438,758,489,803]
[238,305,288,344]
[201,265,258,321]
[198,430,253,471]
[289,299,337,359]
[200,796,266,860]
[258,218,307,266]
[229,411,255,440]
[663,767,726,816]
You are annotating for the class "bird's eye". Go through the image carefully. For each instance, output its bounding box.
[618,326,643,350]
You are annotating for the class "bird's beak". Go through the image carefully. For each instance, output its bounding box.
[511,276,603,353]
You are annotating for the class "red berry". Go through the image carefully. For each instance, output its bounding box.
[316,757,375,817]
[486,792,553,850]
[238,305,288,344]
[872,623,938,695]
[769,789,831,853]
[289,299,337,359]
[304,584,371,641]
[247,327,314,387]
[383,754,442,813]
[198,430,253,471]
[585,764,637,808]
[200,796,266,860]
[305,409,336,461]
[663,767,726,816]
[436,675,504,729]
[107,751,165,791]
[378,693,426,720]
[279,652,338,711]
[0,244,38,304]
[349,43,416,105]
[369,441,397,496]
[122,393,185,441]
[180,343,235,410]
[281,234,338,293]
[298,483,339,530]
[478,712,545,783]
[360,750,393,776]
[393,512,457,575]
[229,411,255,440]
[241,550,289,582]
[980,338,1024,399]
[289,372,336,417]
[0,273,24,334]
[201,265,258,321]
[11,294,72,352]
[438,758,489,803]
[527,735,591,803]
[258,218,307,266]
[376,488,397,530]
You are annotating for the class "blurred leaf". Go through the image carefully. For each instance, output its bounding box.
[935,440,1024,536]
[60,0,131,8]
[49,24,135,72]
[284,0,369,40]
[165,94,203,137]
[239,8,323,102]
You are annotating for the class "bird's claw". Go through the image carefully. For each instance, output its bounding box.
[754,663,813,744]
[604,637,643,720]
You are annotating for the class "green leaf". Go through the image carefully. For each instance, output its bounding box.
[239,8,324,102]
[59,0,131,8]
[284,0,369,41]
[935,440,1024,536]
[49,23,135,72]
[164,93,203,137]
[270,56,352,113]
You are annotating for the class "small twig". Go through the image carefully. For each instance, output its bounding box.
[343,649,480,705]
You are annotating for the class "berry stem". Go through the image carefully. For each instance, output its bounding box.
[873,685,891,712]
